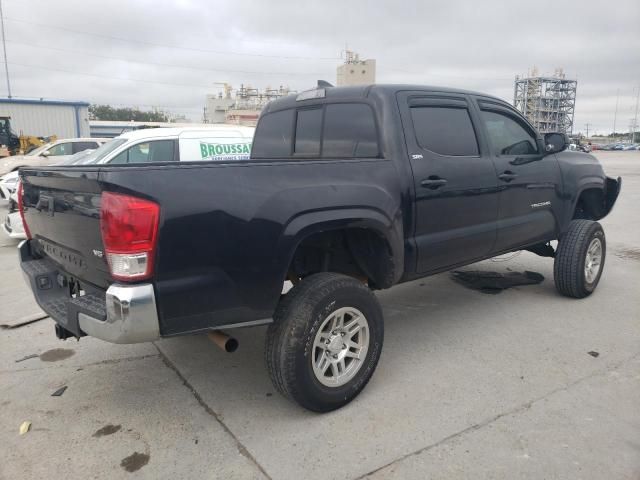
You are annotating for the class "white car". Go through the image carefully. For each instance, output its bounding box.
[0,137,109,176]
[73,126,255,166]
[0,169,19,202]
[2,180,24,239]
[0,145,104,202]
[3,207,24,239]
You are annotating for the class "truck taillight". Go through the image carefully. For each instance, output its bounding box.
[100,192,160,281]
[17,180,32,239]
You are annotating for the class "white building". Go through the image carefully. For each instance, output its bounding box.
[336,51,376,86]
[0,98,90,138]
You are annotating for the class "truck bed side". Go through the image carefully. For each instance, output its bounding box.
[21,158,405,337]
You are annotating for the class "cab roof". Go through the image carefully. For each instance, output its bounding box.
[263,84,510,113]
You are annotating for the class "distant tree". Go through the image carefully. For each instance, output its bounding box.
[89,105,169,122]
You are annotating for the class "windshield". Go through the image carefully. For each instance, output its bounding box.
[55,149,96,165]
[74,138,127,165]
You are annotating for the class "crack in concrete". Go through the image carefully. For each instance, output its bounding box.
[0,353,160,374]
[153,342,272,480]
[357,351,640,479]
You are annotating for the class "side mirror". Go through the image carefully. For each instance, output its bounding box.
[544,132,568,154]
[40,150,50,157]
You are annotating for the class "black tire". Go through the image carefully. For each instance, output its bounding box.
[265,273,384,412]
[554,220,606,298]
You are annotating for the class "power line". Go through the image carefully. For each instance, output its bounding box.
[8,61,235,89]
[5,39,328,77]
[0,0,10,97]
[4,17,518,84]
[5,16,339,61]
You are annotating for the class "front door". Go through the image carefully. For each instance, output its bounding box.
[473,98,563,253]
[398,92,499,273]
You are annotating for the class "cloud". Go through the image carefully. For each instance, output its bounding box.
[2,0,638,133]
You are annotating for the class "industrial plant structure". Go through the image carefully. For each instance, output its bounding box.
[513,68,577,134]
[204,84,294,126]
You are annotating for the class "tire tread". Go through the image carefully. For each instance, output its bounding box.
[554,219,604,298]
[265,273,382,411]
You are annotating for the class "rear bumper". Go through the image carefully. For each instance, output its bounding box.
[19,240,160,344]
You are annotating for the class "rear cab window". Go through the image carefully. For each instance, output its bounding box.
[323,103,379,157]
[294,108,322,155]
[251,109,294,158]
[251,102,379,159]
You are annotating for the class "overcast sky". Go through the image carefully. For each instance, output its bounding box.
[2,0,638,134]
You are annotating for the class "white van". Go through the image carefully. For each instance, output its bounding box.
[73,126,255,165]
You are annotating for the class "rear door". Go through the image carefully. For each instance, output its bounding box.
[398,92,499,273]
[474,98,563,252]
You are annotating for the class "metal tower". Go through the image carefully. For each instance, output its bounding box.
[514,67,577,134]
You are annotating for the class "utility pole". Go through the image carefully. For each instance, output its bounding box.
[613,89,619,140]
[0,0,10,98]
[632,86,640,144]
[584,123,591,139]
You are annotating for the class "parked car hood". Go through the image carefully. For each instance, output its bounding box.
[0,154,59,176]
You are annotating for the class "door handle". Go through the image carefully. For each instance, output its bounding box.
[498,171,518,182]
[421,177,448,189]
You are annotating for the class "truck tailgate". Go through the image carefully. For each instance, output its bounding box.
[21,167,111,289]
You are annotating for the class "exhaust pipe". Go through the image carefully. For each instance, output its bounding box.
[207,330,238,353]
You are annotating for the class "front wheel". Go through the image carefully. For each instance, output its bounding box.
[554,220,606,298]
[265,273,384,412]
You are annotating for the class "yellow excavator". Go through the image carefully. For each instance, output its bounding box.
[0,116,56,157]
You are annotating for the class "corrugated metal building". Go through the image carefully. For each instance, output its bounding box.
[0,98,90,138]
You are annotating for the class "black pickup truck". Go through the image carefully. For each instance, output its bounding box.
[18,84,621,412]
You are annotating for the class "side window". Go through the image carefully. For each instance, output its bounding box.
[481,110,539,155]
[47,142,73,156]
[109,150,128,164]
[323,103,378,157]
[72,141,98,154]
[147,140,175,162]
[410,106,479,156]
[251,109,294,158]
[294,108,322,155]
[107,140,175,164]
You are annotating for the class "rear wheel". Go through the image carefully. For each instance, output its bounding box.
[265,273,384,412]
[554,220,606,298]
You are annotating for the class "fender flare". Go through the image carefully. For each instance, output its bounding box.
[278,207,404,287]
